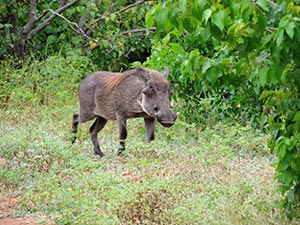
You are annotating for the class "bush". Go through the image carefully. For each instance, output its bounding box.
[145,0,300,218]
[0,52,96,108]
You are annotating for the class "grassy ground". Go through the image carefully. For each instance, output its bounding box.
[0,103,299,225]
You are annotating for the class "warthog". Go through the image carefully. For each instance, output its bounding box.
[72,67,177,157]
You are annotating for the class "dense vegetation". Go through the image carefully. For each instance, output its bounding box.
[1,0,300,222]
[144,0,300,218]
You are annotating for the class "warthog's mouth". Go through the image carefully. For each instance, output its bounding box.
[160,121,175,128]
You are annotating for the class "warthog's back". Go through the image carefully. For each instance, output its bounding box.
[78,71,119,122]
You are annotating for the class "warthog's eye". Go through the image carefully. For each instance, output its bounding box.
[154,104,159,112]
[143,83,155,96]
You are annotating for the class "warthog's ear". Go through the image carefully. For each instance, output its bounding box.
[136,67,149,82]
[163,67,169,78]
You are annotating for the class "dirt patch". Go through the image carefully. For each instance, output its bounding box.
[0,216,43,225]
[0,157,52,225]
[0,195,17,218]
[0,157,8,165]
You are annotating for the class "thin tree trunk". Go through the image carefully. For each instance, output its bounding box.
[18,0,79,56]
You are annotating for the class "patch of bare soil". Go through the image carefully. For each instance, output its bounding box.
[0,157,52,225]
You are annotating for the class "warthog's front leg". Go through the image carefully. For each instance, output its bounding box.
[144,117,155,143]
[117,118,127,155]
[89,116,107,157]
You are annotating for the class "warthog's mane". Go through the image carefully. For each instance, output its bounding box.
[103,68,168,92]
[103,69,136,92]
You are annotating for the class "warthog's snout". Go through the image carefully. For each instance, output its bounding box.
[157,111,177,128]
[161,121,175,127]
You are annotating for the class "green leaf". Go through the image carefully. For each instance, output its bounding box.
[168,7,179,27]
[131,61,142,67]
[276,29,284,46]
[183,18,193,33]
[256,0,269,11]
[212,10,226,32]
[277,168,294,185]
[241,4,251,23]
[155,9,168,31]
[268,64,282,85]
[46,35,57,45]
[162,33,170,45]
[146,12,154,29]
[287,189,295,203]
[258,66,269,86]
[293,111,300,122]
[285,22,295,39]
[179,0,187,12]
[257,12,267,32]
[202,8,212,24]
[170,43,185,54]
[202,60,212,74]
[205,67,218,85]
[198,0,208,8]
[279,16,289,28]
[279,144,287,159]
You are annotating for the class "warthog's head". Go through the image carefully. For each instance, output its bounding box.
[138,68,177,127]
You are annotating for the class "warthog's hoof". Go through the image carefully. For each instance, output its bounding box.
[117,147,126,156]
[95,151,105,158]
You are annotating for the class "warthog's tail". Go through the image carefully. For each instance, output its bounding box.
[72,113,79,144]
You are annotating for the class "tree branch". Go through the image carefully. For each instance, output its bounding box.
[90,2,116,26]
[121,27,156,35]
[28,0,80,38]
[43,9,93,40]
[89,27,156,50]
[92,0,146,26]
[266,26,277,34]
[22,0,38,36]
[255,53,271,63]
[79,0,96,30]
[266,0,277,7]
[116,0,146,15]
[19,0,38,54]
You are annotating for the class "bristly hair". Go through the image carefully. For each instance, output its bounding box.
[103,69,137,92]
[102,68,169,93]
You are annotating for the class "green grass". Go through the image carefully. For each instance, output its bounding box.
[0,104,298,225]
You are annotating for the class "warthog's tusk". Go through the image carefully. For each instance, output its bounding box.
[138,100,154,117]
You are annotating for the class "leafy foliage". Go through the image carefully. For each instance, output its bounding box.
[0,0,153,70]
[145,0,300,217]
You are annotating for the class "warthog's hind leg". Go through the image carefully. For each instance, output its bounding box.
[72,113,79,144]
[90,116,107,157]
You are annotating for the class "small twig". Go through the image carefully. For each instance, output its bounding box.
[90,2,116,26]
[116,0,146,15]
[36,10,49,23]
[266,26,277,34]
[92,0,146,26]
[266,0,277,7]
[45,9,93,40]
[89,27,156,50]
[255,53,271,63]
[121,27,156,35]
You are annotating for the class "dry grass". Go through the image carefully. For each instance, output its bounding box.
[0,106,299,224]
